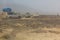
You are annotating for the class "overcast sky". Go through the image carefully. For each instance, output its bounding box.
[0,0,60,14]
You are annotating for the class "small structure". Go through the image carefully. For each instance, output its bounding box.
[0,12,8,19]
[2,8,21,19]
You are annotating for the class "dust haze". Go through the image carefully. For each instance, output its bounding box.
[0,0,60,40]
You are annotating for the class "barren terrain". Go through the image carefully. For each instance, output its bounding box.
[0,17,60,40]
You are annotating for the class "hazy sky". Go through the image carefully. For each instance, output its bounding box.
[0,0,60,13]
[14,0,60,12]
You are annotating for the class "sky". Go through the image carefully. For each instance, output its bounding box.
[0,0,60,14]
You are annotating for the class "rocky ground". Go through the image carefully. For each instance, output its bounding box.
[0,18,60,40]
